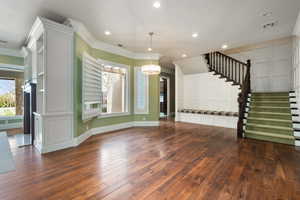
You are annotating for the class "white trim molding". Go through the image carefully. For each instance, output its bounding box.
[295,140,300,147]
[0,47,23,57]
[177,113,238,129]
[0,63,24,72]
[65,18,160,60]
[37,121,160,154]
[293,11,300,36]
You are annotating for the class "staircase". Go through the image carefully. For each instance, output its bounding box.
[245,92,295,145]
[205,51,298,145]
[205,51,250,138]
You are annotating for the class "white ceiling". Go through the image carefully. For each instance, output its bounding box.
[1,0,300,60]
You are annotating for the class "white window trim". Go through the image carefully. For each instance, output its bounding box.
[97,59,131,119]
[134,67,149,114]
[160,75,170,117]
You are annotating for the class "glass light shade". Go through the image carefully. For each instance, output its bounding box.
[141,64,161,75]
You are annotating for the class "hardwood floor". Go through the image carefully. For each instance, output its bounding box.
[1,121,300,200]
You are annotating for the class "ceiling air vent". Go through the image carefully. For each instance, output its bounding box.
[262,21,278,29]
[0,40,8,45]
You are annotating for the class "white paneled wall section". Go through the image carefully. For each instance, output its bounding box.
[228,38,293,92]
[293,12,300,111]
[183,73,239,112]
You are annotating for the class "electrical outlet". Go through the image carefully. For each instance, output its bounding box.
[86,124,89,130]
[143,117,146,121]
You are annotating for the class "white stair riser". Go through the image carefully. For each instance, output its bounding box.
[293,123,300,129]
[294,131,300,138]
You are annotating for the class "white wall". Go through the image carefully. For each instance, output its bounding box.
[174,56,209,74]
[175,55,240,113]
[183,72,239,112]
[228,38,293,92]
[175,64,184,121]
[293,11,300,111]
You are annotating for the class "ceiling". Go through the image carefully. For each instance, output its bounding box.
[1,0,300,60]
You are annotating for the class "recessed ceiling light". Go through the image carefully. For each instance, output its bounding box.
[222,44,228,49]
[104,31,111,35]
[182,54,187,58]
[148,47,153,52]
[153,1,161,8]
[192,33,198,38]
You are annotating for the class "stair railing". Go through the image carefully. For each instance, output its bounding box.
[205,52,251,138]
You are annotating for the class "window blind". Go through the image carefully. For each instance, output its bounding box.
[82,52,102,120]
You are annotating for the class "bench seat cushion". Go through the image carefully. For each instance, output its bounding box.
[178,109,238,117]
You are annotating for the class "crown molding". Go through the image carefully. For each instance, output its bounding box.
[66,18,160,60]
[0,47,22,57]
[0,63,24,71]
[294,12,300,36]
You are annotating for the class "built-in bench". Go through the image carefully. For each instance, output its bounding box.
[0,116,23,130]
[176,109,238,128]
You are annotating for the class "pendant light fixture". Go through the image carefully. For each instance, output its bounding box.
[141,32,161,75]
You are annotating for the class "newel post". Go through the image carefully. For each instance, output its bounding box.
[237,92,244,138]
[237,59,251,138]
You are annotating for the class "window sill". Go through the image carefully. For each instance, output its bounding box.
[97,112,131,119]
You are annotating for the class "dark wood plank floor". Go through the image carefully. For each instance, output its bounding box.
[1,121,300,200]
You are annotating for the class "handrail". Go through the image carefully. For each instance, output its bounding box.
[205,51,251,138]
[215,51,247,66]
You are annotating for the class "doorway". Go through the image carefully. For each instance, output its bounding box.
[0,71,26,147]
[160,76,170,118]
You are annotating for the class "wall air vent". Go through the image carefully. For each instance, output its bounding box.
[262,21,278,29]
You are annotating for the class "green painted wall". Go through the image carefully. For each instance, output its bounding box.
[0,55,24,66]
[74,34,159,137]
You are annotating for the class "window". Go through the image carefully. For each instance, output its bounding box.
[0,79,16,116]
[134,67,149,114]
[101,65,128,115]
[82,52,130,120]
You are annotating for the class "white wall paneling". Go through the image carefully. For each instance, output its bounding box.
[228,38,293,92]
[175,64,184,121]
[175,61,239,127]
[27,17,74,154]
[182,72,239,112]
[178,113,238,129]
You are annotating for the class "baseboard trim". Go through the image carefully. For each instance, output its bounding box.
[75,129,93,145]
[41,140,75,154]
[39,121,160,154]
[133,121,160,127]
[92,122,133,135]
[74,121,159,147]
